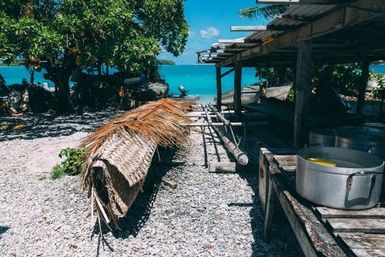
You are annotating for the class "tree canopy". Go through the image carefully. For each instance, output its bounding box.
[0,0,188,112]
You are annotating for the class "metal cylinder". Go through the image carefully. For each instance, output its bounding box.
[309,128,336,147]
[296,146,384,210]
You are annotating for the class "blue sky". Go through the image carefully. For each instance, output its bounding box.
[158,0,267,64]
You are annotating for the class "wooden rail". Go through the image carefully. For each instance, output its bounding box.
[260,147,385,257]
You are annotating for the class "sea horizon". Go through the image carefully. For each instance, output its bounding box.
[1,64,385,104]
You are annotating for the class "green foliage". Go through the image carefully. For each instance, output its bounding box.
[0,0,188,111]
[370,73,385,99]
[257,64,363,96]
[256,66,293,87]
[51,147,86,179]
[312,64,362,95]
[240,5,288,19]
[0,0,188,71]
[287,88,295,102]
[158,59,176,65]
[51,164,65,179]
[137,0,189,56]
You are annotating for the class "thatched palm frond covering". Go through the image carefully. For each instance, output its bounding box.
[81,99,192,225]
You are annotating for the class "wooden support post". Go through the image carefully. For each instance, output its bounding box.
[216,67,222,112]
[294,40,312,148]
[356,60,370,114]
[263,171,277,242]
[234,59,242,121]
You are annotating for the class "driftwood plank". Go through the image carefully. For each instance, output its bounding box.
[316,207,385,219]
[327,218,385,233]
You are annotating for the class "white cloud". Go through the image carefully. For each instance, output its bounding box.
[200,27,220,38]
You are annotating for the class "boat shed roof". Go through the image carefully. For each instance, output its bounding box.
[197,0,385,67]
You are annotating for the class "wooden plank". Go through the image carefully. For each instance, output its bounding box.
[234,59,242,121]
[218,0,385,67]
[294,40,312,147]
[264,169,278,241]
[356,60,370,114]
[216,67,222,112]
[316,207,385,219]
[208,162,257,173]
[220,67,234,78]
[259,148,270,214]
[264,156,346,257]
[270,171,347,257]
[218,39,245,44]
[338,233,385,249]
[327,218,385,233]
[231,26,268,32]
[273,155,297,172]
[231,25,298,32]
[352,248,385,257]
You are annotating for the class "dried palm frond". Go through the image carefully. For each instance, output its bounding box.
[81,98,193,228]
[82,98,192,158]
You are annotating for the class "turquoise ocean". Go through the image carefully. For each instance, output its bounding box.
[1,64,385,103]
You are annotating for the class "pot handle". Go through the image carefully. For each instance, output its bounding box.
[346,171,377,198]
[367,143,377,154]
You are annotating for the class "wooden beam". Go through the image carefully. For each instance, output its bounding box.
[356,60,370,114]
[216,67,222,112]
[218,39,245,44]
[220,67,234,78]
[218,0,385,67]
[231,26,268,32]
[231,25,299,32]
[234,59,242,121]
[294,40,312,147]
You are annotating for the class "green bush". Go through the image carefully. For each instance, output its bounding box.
[51,148,86,179]
[51,165,65,179]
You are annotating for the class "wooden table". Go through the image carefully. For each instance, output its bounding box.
[259,147,385,257]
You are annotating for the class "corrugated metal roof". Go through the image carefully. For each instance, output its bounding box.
[207,5,338,54]
[281,5,336,19]
[198,3,385,65]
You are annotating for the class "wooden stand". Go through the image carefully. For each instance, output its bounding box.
[261,147,385,257]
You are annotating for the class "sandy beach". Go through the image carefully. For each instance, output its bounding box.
[0,112,303,257]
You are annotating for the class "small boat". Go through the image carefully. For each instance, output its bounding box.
[220,85,260,105]
[264,85,291,101]
[219,84,292,105]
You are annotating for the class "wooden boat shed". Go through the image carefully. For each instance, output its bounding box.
[197,0,385,147]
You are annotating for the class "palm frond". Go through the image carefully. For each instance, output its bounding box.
[240,5,288,20]
[81,98,193,165]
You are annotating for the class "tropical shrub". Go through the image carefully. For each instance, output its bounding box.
[51,147,86,179]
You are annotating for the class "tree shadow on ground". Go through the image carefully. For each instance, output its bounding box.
[0,109,118,141]
[236,170,304,257]
[208,115,303,257]
[235,121,304,257]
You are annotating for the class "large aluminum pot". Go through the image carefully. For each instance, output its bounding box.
[336,131,385,157]
[296,146,384,210]
[309,128,336,147]
[309,126,380,147]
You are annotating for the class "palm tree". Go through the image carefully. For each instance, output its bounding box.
[240,5,288,19]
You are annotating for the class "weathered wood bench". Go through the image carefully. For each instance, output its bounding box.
[259,147,385,257]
